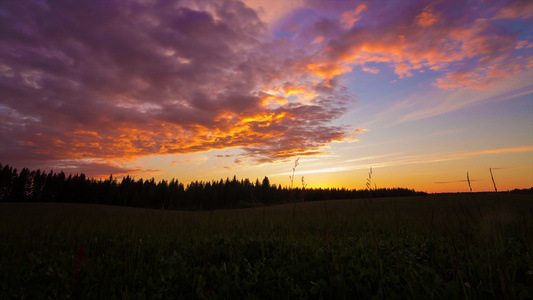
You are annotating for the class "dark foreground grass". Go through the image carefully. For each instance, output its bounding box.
[0,193,532,299]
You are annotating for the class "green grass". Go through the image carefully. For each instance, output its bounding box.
[1,193,532,299]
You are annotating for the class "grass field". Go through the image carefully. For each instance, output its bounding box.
[1,193,532,299]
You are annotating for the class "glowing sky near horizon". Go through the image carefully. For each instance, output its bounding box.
[1,0,532,193]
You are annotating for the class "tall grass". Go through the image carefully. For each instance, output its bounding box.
[467,171,473,193]
[490,167,498,193]
[1,193,532,299]
[366,167,373,200]
[289,157,300,203]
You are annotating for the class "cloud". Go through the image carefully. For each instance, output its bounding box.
[463,146,533,156]
[340,3,367,29]
[490,165,533,171]
[243,0,305,24]
[0,0,356,173]
[312,146,533,176]
[434,180,479,185]
[25,159,160,179]
[385,146,533,167]
[305,0,532,88]
[416,4,439,27]
[394,69,533,123]
[273,166,353,177]
[361,66,379,74]
[2,0,531,177]
[494,0,533,19]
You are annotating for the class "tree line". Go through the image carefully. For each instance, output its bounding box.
[0,163,427,210]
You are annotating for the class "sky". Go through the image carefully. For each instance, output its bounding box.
[1,0,532,193]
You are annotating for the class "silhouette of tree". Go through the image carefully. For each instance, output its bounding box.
[0,163,429,210]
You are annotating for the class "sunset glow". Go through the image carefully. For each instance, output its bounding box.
[1,0,532,193]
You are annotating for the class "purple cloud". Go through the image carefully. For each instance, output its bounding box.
[0,0,355,173]
[301,0,532,88]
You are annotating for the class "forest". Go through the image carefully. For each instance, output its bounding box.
[0,163,426,210]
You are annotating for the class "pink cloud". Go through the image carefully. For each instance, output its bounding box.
[306,1,532,89]
[434,70,494,90]
[362,66,380,74]
[494,0,533,19]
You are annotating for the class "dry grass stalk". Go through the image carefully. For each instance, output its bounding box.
[366,167,373,200]
[467,171,472,192]
[489,168,498,193]
[289,157,300,203]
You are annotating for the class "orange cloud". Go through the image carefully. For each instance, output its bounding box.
[353,128,368,134]
[312,36,325,44]
[416,6,439,27]
[466,146,533,156]
[260,94,289,107]
[306,61,352,82]
[279,82,318,101]
[27,91,353,165]
[341,3,367,28]
[434,71,493,90]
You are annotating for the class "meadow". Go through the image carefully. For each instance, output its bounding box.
[1,193,532,299]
